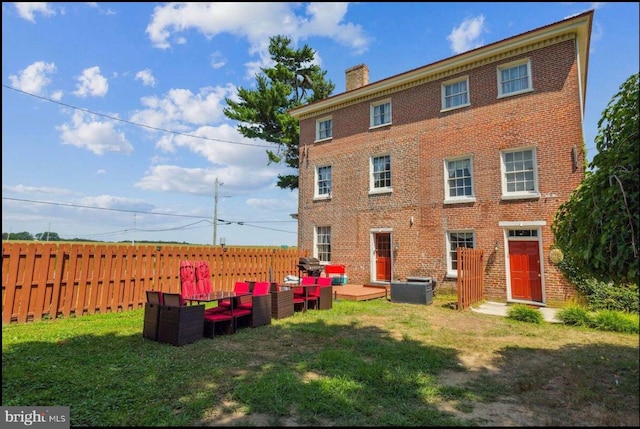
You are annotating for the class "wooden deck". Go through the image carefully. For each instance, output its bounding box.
[331,284,389,301]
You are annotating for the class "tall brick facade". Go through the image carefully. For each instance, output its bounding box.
[290,11,593,307]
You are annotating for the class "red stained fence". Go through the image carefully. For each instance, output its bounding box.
[457,247,484,310]
[2,242,304,325]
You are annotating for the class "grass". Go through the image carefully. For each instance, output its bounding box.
[2,292,638,427]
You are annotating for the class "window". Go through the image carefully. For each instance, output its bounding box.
[501,148,540,199]
[370,100,391,127]
[444,157,475,203]
[446,231,475,277]
[498,59,532,97]
[316,226,331,263]
[315,165,332,199]
[370,155,392,193]
[316,117,332,141]
[508,229,538,238]
[442,77,470,110]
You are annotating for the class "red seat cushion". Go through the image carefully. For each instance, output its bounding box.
[204,312,233,322]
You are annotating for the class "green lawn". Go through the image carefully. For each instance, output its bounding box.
[3,293,638,426]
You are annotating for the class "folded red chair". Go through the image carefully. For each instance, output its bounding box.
[194,260,212,296]
[179,260,197,305]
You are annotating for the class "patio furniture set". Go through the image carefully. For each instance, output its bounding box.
[142,260,335,346]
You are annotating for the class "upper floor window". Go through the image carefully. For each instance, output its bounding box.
[446,230,475,277]
[316,116,332,141]
[370,100,391,128]
[497,59,532,97]
[444,156,475,203]
[501,148,540,200]
[315,165,332,199]
[316,226,331,263]
[370,155,392,193]
[442,77,470,110]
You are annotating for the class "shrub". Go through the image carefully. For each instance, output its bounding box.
[558,257,639,313]
[590,310,639,334]
[557,305,592,326]
[507,304,544,324]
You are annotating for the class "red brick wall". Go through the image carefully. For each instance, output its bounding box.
[298,40,584,306]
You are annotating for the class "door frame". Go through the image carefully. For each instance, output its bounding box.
[369,228,394,283]
[499,221,546,305]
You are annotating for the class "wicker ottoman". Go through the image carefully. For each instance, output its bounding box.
[271,288,294,319]
[317,287,333,310]
[157,304,205,346]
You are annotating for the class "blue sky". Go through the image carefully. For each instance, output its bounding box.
[2,2,638,246]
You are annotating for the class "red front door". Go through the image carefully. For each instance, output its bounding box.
[509,241,542,302]
[375,233,391,282]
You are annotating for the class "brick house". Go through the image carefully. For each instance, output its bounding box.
[289,10,593,307]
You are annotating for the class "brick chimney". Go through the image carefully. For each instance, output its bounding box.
[345,64,369,92]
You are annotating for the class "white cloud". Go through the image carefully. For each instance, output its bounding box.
[135,163,278,196]
[73,66,109,97]
[135,68,156,87]
[130,84,236,132]
[145,2,370,77]
[14,2,56,23]
[77,195,154,212]
[57,111,134,155]
[8,61,56,95]
[168,123,272,165]
[2,184,74,196]
[447,15,487,54]
[50,90,63,101]
[210,52,226,69]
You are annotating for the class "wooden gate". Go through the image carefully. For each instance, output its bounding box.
[457,247,484,310]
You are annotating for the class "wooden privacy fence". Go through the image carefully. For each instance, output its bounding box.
[2,242,305,325]
[457,247,484,310]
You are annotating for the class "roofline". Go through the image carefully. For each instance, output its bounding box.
[290,10,593,119]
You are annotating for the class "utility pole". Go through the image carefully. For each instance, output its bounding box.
[213,177,222,246]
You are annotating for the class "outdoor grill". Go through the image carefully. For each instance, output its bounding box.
[297,257,324,278]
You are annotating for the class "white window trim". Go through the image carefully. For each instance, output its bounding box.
[445,229,475,278]
[369,99,392,129]
[500,147,541,200]
[441,76,471,112]
[315,116,333,142]
[497,58,533,98]
[443,155,476,204]
[314,165,332,200]
[314,225,331,263]
[369,154,393,195]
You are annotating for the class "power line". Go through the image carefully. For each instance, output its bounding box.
[2,197,295,223]
[2,196,298,235]
[3,84,274,149]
